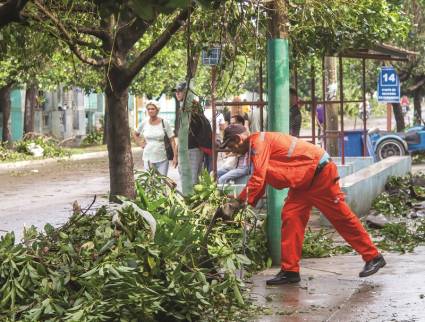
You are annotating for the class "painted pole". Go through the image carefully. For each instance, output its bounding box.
[266,0,290,265]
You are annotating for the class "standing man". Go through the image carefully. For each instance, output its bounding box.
[289,88,302,136]
[220,124,386,285]
[173,81,212,185]
[204,100,226,171]
[248,104,268,133]
[204,100,226,143]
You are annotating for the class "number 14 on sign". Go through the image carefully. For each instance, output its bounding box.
[382,73,395,83]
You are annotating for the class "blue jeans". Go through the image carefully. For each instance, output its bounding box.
[144,159,169,176]
[217,167,249,184]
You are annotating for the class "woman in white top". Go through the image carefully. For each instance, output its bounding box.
[133,101,177,176]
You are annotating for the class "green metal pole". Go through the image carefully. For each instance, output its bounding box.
[267,38,290,265]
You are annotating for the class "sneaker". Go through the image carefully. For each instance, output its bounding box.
[359,254,386,277]
[266,270,301,285]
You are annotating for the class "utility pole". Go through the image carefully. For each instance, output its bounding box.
[267,0,289,265]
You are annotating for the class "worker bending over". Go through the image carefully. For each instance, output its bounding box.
[220,124,385,285]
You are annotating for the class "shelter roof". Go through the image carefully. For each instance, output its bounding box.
[341,43,417,61]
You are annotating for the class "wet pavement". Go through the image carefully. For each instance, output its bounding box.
[251,248,425,321]
[252,162,425,321]
[0,157,110,239]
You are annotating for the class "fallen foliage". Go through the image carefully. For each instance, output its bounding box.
[302,228,352,258]
[0,171,269,321]
[368,172,425,253]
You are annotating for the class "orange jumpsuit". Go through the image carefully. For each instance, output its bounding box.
[238,132,379,272]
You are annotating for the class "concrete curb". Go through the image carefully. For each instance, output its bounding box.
[0,147,142,172]
[341,155,411,217]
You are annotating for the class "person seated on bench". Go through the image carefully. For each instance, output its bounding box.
[217,152,249,184]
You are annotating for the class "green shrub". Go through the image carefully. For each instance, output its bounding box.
[15,137,70,158]
[82,130,103,146]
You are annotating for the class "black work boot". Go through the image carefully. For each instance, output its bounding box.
[266,270,301,285]
[359,254,386,277]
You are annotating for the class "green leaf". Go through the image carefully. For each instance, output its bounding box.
[129,1,155,20]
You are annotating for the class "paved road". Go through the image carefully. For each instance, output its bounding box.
[0,157,109,238]
[0,153,182,239]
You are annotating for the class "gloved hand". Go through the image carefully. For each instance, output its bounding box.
[216,199,244,221]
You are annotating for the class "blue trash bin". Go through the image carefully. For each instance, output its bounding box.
[340,130,367,157]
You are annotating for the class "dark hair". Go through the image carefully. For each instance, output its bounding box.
[231,114,245,125]
[289,87,297,95]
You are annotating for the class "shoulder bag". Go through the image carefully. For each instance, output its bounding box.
[161,119,174,160]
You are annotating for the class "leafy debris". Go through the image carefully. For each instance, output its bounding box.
[0,170,269,321]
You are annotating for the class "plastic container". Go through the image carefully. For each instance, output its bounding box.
[341,130,367,157]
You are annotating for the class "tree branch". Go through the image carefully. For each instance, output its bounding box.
[0,0,29,28]
[77,27,110,42]
[407,76,425,93]
[399,62,417,82]
[32,0,109,67]
[123,8,189,87]
[117,17,151,54]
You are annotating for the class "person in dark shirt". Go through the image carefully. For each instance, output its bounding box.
[230,115,245,126]
[290,88,302,137]
[173,82,212,184]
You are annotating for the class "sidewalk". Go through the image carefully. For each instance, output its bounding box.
[251,247,425,321]
[251,163,425,321]
[0,147,141,173]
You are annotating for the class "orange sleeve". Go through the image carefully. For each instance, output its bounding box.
[238,140,270,206]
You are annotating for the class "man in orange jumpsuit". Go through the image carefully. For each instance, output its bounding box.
[220,124,385,285]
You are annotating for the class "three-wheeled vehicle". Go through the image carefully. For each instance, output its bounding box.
[368,125,425,160]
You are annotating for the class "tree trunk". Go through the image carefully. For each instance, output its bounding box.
[105,86,135,201]
[103,100,109,145]
[179,107,192,195]
[24,83,37,134]
[179,53,199,196]
[413,91,422,125]
[267,0,288,38]
[324,57,339,156]
[0,84,13,143]
[0,0,29,29]
[392,103,405,132]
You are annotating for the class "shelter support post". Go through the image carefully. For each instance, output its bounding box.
[211,66,217,179]
[322,57,327,150]
[362,58,368,156]
[259,61,264,131]
[387,104,392,131]
[311,64,316,144]
[339,56,345,164]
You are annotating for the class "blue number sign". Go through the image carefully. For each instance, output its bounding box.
[377,66,400,103]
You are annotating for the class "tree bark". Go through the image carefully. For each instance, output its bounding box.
[24,82,37,134]
[0,83,13,143]
[103,100,108,145]
[268,0,288,38]
[105,84,135,201]
[178,52,200,196]
[413,91,423,125]
[0,0,29,29]
[324,57,339,156]
[392,103,405,132]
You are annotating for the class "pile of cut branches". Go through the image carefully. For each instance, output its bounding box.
[0,171,268,321]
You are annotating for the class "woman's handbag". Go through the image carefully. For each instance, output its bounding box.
[161,120,174,160]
